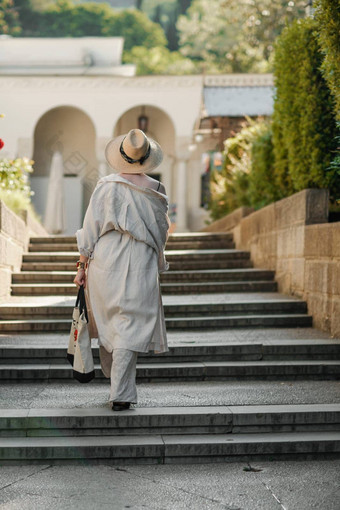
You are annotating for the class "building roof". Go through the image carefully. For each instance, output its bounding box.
[204,74,274,87]
[203,85,274,117]
[0,37,135,76]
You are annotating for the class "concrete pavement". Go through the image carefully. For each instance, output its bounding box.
[1,460,339,509]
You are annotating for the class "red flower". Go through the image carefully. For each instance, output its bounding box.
[0,139,4,150]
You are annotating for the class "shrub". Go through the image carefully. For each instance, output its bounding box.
[208,117,274,220]
[326,121,340,203]
[248,124,278,209]
[272,18,338,198]
[314,0,340,120]
[0,158,40,219]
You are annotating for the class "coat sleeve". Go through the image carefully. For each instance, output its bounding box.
[75,181,109,259]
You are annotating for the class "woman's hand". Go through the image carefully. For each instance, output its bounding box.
[73,268,86,289]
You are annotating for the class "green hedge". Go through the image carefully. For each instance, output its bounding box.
[272,18,338,200]
[248,124,278,209]
[314,0,340,120]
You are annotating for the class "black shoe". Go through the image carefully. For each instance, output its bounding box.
[112,402,131,411]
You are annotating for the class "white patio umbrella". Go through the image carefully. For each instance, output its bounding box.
[44,151,66,234]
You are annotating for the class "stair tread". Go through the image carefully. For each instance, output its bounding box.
[0,295,306,307]
[13,268,274,275]
[29,234,233,243]
[1,360,339,369]
[0,314,312,324]
[2,403,339,418]
[1,339,339,349]
[23,248,246,255]
[0,431,339,447]
[11,282,278,288]
[0,299,307,309]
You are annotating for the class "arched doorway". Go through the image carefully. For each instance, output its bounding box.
[32,106,97,235]
[114,105,176,206]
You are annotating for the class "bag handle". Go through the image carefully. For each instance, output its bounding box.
[75,285,89,323]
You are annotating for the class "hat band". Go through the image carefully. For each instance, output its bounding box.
[119,138,151,166]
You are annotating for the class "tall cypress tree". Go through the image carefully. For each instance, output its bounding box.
[272,18,338,198]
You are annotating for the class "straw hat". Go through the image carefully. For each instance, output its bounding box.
[105,129,163,174]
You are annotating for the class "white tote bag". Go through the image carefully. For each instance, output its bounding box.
[67,285,95,383]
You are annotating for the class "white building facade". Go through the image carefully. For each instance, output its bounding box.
[1,38,274,233]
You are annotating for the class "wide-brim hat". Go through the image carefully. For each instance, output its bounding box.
[105,129,163,174]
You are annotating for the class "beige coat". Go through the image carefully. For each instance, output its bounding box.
[75,174,170,360]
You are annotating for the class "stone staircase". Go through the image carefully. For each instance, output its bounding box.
[12,233,278,295]
[0,232,339,464]
[1,233,311,331]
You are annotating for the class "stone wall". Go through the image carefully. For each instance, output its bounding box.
[203,189,340,337]
[202,206,254,233]
[0,201,47,302]
[303,222,340,337]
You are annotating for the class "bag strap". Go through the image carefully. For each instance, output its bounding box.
[76,285,89,323]
[75,287,81,308]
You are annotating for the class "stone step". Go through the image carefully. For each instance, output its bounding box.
[1,404,339,437]
[29,233,234,244]
[0,300,308,320]
[0,377,337,408]
[11,281,278,296]
[22,249,251,263]
[1,359,338,382]
[1,341,339,364]
[0,314,312,333]
[21,259,254,272]
[0,431,339,464]
[28,241,236,252]
[12,269,276,284]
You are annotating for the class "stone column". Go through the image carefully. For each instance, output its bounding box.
[175,138,191,232]
[98,160,108,179]
[175,158,189,232]
[96,136,111,179]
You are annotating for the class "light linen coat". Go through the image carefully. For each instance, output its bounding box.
[75,174,170,364]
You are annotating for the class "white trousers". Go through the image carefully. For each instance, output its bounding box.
[109,348,138,404]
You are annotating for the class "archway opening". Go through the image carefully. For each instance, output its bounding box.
[32,106,97,234]
[113,105,176,205]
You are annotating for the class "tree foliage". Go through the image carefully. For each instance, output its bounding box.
[0,0,21,35]
[208,15,339,222]
[38,0,114,37]
[107,8,166,50]
[123,45,196,75]
[314,0,340,120]
[144,0,191,50]
[177,0,306,73]
[272,17,338,200]
[14,0,167,50]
